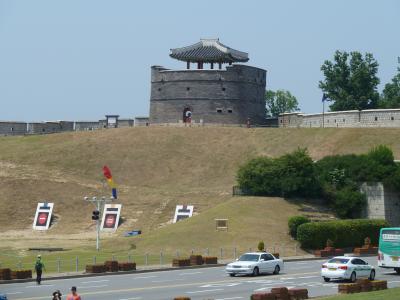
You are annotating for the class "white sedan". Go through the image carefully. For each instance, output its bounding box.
[226,252,283,277]
[321,256,376,282]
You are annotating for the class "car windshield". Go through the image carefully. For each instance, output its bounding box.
[238,254,260,262]
[328,258,349,264]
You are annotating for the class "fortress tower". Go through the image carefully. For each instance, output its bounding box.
[149,39,267,125]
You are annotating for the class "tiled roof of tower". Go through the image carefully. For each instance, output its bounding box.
[170,38,249,63]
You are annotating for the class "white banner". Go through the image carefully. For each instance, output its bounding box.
[101,204,122,232]
[33,202,54,230]
[173,205,194,223]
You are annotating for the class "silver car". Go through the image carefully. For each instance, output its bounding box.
[226,252,284,277]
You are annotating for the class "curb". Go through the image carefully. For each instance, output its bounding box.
[0,255,351,285]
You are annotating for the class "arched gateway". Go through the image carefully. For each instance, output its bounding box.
[149,39,267,125]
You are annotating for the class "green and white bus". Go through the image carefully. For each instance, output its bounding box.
[378,227,400,273]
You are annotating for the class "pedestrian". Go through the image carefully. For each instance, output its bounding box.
[66,286,81,300]
[52,290,62,300]
[34,255,45,285]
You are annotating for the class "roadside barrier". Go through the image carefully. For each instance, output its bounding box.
[356,278,372,292]
[0,269,11,280]
[251,287,308,300]
[118,262,136,271]
[85,264,107,273]
[314,247,344,258]
[11,270,32,279]
[338,279,387,294]
[353,245,378,256]
[271,287,290,300]
[86,260,136,273]
[189,255,203,266]
[0,268,32,280]
[172,259,191,267]
[288,288,308,299]
[104,260,119,272]
[251,292,276,300]
[203,256,218,264]
[370,280,388,291]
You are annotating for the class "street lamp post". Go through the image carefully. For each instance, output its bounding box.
[84,196,114,251]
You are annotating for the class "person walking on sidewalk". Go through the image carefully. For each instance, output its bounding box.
[66,286,81,300]
[34,255,45,285]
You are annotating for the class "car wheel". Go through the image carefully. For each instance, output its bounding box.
[369,270,375,280]
[395,268,400,275]
[252,267,259,277]
[229,273,235,277]
[323,277,330,282]
[273,265,280,275]
[350,272,356,282]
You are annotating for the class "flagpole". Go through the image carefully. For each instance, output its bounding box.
[322,99,325,128]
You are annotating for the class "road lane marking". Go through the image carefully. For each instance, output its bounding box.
[5,292,23,295]
[152,279,184,283]
[13,271,321,300]
[25,284,54,288]
[179,271,203,275]
[78,284,108,289]
[201,283,241,287]
[254,287,270,291]
[215,297,243,300]
[80,279,109,284]
[297,275,319,279]
[187,288,224,294]
[131,276,157,279]
[119,298,142,300]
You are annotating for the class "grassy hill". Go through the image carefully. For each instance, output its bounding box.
[0,127,400,257]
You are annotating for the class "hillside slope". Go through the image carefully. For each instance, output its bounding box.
[0,127,399,251]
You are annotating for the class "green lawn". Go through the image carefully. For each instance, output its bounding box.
[317,287,400,299]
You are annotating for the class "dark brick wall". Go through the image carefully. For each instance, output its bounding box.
[149,64,267,125]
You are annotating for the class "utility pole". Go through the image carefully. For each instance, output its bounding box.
[84,196,114,251]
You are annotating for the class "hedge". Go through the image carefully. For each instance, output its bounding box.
[288,215,310,239]
[297,219,388,249]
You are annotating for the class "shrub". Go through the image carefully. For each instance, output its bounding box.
[278,148,319,197]
[237,156,281,195]
[257,241,265,251]
[297,219,388,249]
[334,187,366,219]
[367,145,395,166]
[288,215,310,239]
[237,148,318,197]
[326,239,334,248]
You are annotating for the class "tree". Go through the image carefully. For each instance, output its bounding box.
[265,90,300,117]
[379,68,400,108]
[319,51,380,111]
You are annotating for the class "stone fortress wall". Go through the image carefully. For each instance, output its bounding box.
[149,64,267,125]
[4,108,400,136]
[279,109,400,128]
[0,117,142,136]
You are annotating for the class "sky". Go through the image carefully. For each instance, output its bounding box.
[0,0,399,121]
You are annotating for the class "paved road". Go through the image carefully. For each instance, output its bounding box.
[2,257,400,300]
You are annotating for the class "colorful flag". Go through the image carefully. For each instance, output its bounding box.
[103,166,117,199]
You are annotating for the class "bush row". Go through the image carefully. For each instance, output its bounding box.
[288,216,310,239]
[297,219,388,249]
[237,145,398,218]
